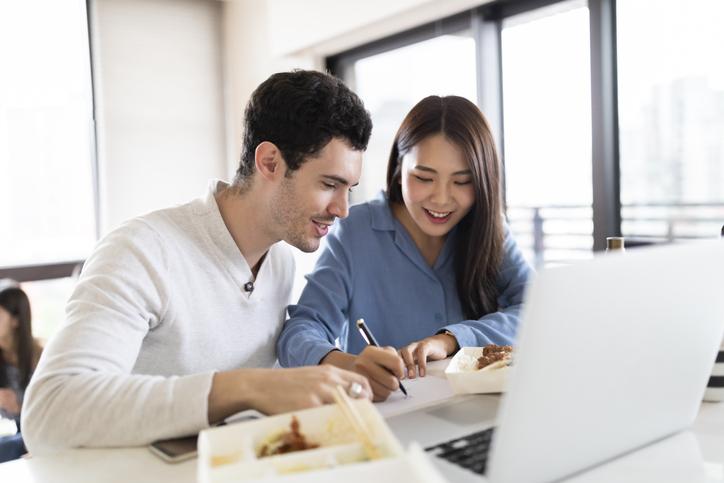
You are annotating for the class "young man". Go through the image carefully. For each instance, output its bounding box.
[21,70,373,452]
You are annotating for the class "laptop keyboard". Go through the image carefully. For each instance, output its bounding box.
[425,427,495,475]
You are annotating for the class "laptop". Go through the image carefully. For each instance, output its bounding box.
[388,240,724,483]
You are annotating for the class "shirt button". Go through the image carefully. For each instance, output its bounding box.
[434,313,443,322]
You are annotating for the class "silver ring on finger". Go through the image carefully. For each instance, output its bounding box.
[348,382,364,399]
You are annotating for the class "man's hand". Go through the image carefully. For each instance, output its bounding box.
[399,333,458,378]
[322,346,405,402]
[208,366,372,424]
[248,366,372,414]
[0,388,20,416]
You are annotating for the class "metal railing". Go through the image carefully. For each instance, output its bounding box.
[506,202,724,267]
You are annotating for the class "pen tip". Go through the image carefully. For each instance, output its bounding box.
[356,318,364,327]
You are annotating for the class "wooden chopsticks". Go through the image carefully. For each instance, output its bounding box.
[333,385,382,460]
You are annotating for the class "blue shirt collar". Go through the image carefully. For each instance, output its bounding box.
[366,190,459,271]
[368,190,396,231]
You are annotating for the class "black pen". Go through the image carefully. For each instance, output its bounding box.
[355,318,408,397]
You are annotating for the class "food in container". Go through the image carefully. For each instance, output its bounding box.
[197,399,406,482]
[445,346,512,394]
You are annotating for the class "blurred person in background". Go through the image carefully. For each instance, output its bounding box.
[0,285,43,462]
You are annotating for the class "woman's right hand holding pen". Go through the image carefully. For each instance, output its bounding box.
[322,347,405,402]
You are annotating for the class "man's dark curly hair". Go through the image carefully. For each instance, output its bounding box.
[235,70,372,183]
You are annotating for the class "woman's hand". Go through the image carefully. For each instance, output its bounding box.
[0,388,20,416]
[351,346,405,402]
[399,333,458,378]
[322,346,405,402]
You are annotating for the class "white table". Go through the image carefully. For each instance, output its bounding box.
[1,361,723,483]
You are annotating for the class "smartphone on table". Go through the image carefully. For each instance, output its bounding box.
[149,434,198,463]
[148,409,263,463]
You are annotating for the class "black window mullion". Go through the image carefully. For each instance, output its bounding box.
[589,0,621,251]
[480,0,576,19]
[0,261,84,283]
[473,10,506,209]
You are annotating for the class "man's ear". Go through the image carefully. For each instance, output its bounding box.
[254,141,287,181]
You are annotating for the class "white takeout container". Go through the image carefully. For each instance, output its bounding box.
[197,399,441,483]
[444,346,510,394]
[199,442,450,483]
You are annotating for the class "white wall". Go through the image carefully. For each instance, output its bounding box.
[220,0,315,179]
[91,0,227,233]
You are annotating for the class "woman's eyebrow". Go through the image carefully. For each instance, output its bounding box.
[413,164,436,173]
[413,165,472,176]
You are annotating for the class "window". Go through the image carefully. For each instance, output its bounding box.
[292,29,478,299]
[0,1,96,269]
[330,2,602,267]
[0,0,96,337]
[501,0,593,265]
[344,32,477,203]
[617,0,724,242]
[21,277,78,342]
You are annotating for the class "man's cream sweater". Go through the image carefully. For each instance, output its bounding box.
[22,180,294,452]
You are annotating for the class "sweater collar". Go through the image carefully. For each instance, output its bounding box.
[194,179,257,284]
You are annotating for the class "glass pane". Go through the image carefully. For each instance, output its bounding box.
[291,33,477,301]
[351,33,478,203]
[501,1,593,266]
[0,1,96,267]
[617,0,724,243]
[21,277,78,343]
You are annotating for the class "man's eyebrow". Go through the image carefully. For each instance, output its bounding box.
[323,175,359,187]
[414,165,472,176]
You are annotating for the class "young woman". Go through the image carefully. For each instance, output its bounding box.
[277,96,532,400]
[0,286,42,462]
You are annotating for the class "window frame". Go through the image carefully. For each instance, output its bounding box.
[1,0,622,283]
[327,12,474,83]
[326,0,622,253]
[0,261,85,283]
[0,0,99,282]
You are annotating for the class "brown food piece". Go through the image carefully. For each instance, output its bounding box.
[258,416,319,457]
[482,344,512,356]
[477,344,513,369]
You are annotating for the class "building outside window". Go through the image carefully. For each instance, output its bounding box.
[617,0,724,242]
[501,0,593,265]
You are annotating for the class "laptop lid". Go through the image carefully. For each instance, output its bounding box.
[488,240,724,483]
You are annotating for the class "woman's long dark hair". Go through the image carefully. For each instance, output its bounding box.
[386,96,504,319]
[0,287,35,389]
